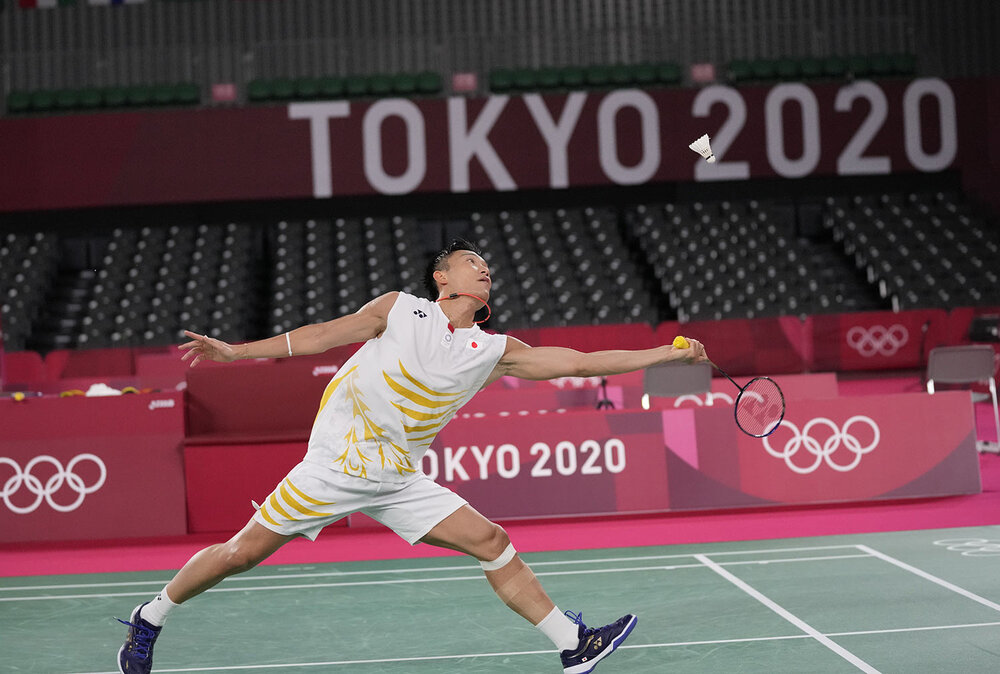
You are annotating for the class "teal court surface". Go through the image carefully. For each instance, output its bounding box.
[2,526,999,673]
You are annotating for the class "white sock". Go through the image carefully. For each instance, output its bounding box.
[139,587,179,627]
[536,606,580,652]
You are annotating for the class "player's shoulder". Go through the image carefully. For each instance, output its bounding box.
[389,291,436,314]
[477,328,510,352]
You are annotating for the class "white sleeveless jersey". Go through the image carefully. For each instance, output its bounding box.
[305,292,507,483]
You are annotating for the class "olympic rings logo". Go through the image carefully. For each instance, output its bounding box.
[0,454,107,514]
[762,416,880,474]
[933,538,1000,557]
[846,325,909,357]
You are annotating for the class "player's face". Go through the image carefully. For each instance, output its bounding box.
[443,251,492,300]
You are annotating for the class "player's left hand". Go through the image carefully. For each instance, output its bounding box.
[178,330,238,367]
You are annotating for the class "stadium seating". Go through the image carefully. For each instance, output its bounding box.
[5,83,201,115]
[488,62,683,93]
[725,53,917,84]
[1,188,996,353]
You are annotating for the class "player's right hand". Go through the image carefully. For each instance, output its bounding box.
[179,330,238,367]
[672,336,709,364]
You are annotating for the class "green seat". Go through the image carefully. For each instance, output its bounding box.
[102,87,128,108]
[609,63,633,86]
[870,53,893,76]
[822,56,848,78]
[847,55,872,78]
[416,71,442,94]
[536,67,561,89]
[633,63,657,85]
[656,62,682,85]
[55,89,81,110]
[727,60,753,83]
[750,59,778,81]
[247,79,273,101]
[153,84,177,105]
[369,74,393,96]
[271,78,295,100]
[799,57,823,79]
[559,66,586,88]
[584,64,612,87]
[344,75,369,97]
[891,53,916,75]
[391,72,418,95]
[489,69,514,92]
[30,90,57,111]
[511,68,537,90]
[775,58,800,80]
[175,82,200,105]
[6,90,33,113]
[126,85,154,106]
[294,78,320,99]
[318,76,345,98]
[78,88,102,109]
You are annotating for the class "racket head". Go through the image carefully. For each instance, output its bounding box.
[733,376,785,438]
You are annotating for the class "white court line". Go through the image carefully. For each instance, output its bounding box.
[694,553,881,673]
[0,554,870,602]
[0,544,860,592]
[67,621,1000,674]
[855,544,1000,613]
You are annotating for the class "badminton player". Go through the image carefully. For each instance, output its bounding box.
[116,239,707,674]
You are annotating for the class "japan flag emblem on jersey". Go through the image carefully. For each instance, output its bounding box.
[466,338,479,350]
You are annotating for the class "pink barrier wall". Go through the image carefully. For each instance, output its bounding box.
[180,391,979,532]
[4,309,998,396]
[0,392,186,543]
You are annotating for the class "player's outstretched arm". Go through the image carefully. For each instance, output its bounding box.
[493,336,708,381]
[178,292,399,367]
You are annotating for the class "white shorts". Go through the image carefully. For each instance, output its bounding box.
[251,460,468,545]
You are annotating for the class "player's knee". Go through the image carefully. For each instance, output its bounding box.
[477,524,514,569]
[218,541,263,575]
[485,523,510,560]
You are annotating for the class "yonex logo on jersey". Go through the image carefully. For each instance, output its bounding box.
[413,310,427,318]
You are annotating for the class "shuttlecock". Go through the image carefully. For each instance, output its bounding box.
[689,134,716,163]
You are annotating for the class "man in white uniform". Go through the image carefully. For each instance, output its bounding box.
[117,239,707,674]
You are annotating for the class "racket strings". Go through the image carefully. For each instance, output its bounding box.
[735,377,785,437]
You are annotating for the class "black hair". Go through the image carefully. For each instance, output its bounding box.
[423,238,485,299]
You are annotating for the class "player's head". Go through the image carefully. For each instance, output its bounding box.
[424,238,491,300]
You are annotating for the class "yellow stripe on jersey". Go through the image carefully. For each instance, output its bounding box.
[314,365,358,422]
[384,372,462,409]
[268,492,295,520]
[407,431,442,443]
[286,479,335,507]
[257,503,280,526]
[391,401,455,422]
[279,483,332,518]
[398,361,469,398]
[402,418,451,434]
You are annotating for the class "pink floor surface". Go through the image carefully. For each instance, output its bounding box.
[2,373,998,577]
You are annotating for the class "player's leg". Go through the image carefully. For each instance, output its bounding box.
[116,462,348,674]
[420,504,638,673]
[115,520,295,674]
[167,519,297,603]
[420,504,556,623]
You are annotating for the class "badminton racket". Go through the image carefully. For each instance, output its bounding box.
[672,335,785,437]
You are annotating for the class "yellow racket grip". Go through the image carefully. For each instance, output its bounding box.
[672,335,690,349]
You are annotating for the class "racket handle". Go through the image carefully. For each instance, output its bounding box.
[672,335,690,349]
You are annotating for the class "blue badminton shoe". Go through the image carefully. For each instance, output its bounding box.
[116,602,162,674]
[560,611,637,673]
